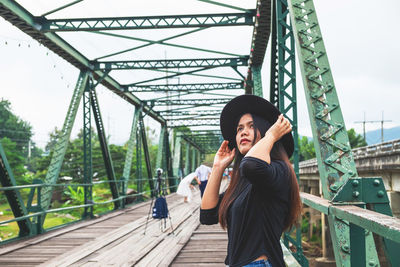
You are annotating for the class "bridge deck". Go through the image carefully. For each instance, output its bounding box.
[0,191,222,266]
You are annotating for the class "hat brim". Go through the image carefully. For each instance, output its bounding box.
[220,94,294,158]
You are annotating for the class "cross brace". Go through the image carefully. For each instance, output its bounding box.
[126,82,243,92]
[147,98,231,106]
[39,11,256,32]
[94,57,249,70]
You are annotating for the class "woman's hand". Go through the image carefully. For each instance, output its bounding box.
[213,140,235,170]
[266,114,292,142]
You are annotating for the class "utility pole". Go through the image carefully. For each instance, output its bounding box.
[355,111,391,143]
[380,111,392,143]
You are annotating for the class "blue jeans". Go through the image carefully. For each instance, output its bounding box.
[242,259,272,267]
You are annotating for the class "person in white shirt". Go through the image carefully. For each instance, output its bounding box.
[195,164,212,198]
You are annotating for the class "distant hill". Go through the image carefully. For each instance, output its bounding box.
[365,126,400,145]
[300,126,400,146]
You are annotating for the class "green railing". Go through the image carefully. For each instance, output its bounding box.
[0,177,179,244]
[301,191,400,266]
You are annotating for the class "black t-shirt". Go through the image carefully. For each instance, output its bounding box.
[200,156,290,267]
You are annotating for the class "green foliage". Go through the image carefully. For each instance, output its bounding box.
[298,136,316,161]
[298,128,367,161]
[64,185,85,205]
[347,128,367,148]
[0,137,27,184]
[0,99,32,153]
[0,99,43,176]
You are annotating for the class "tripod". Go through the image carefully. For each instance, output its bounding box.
[143,168,174,235]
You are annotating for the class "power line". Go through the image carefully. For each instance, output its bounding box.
[354,111,392,143]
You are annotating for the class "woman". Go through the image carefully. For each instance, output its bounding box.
[200,95,302,267]
[176,172,200,202]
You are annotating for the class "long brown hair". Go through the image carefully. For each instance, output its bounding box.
[218,114,302,231]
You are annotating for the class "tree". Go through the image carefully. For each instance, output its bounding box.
[298,129,367,162]
[0,99,45,181]
[0,137,26,184]
[298,136,316,161]
[0,99,33,154]
[347,128,367,148]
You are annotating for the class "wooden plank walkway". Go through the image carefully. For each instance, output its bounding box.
[0,190,229,266]
[171,224,227,267]
[0,185,301,266]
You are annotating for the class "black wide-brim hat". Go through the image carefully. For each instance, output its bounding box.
[220,94,294,158]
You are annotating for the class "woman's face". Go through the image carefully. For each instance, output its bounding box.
[235,113,261,155]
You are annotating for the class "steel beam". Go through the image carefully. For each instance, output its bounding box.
[0,142,32,236]
[40,11,255,32]
[288,0,378,265]
[275,0,305,264]
[83,78,93,218]
[0,0,166,125]
[269,0,279,106]
[184,143,190,176]
[159,110,222,117]
[191,148,197,172]
[122,107,141,195]
[148,98,231,106]
[90,88,120,209]
[40,71,89,216]
[168,118,220,127]
[94,56,249,70]
[127,82,243,93]
[138,113,155,197]
[136,127,143,201]
[251,65,263,97]
[172,134,182,179]
[246,0,272,93]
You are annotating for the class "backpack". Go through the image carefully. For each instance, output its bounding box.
[152,196,169,219]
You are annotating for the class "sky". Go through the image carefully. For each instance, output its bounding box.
[0,0,399,149]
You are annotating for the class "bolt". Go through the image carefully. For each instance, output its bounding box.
[341,244,349,253]
[373,179,380,186]
[377,190,385,198]
[352,180,359,187]
[368,260,375,266]
[312,93,319,98]
[352,191,360,198]
[330,184,338,192]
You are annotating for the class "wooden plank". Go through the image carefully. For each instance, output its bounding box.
[171,221,228,267]
[173,257,227,263]
[37,193,187,266]
[103,199,200,266]
[0,196,159,256]
[157,215,200,266]
[138,212,200,266]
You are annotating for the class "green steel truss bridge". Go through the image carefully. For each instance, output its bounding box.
[0,0,399,266]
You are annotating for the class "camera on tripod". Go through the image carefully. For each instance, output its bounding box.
[144,168,174,234]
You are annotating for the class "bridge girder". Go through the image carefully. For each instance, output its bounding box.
[0,0,166,125]
[169,118,220,127]
[127,82,244,93]
[147,98,230,106]
[40,11,256,32]
[94,57,249,71]
[159,109,221,117]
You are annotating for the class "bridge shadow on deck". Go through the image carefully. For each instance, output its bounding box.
[0,190,228,266]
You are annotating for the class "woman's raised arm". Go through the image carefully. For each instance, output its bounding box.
[245,114,292,163]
